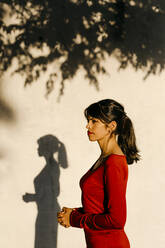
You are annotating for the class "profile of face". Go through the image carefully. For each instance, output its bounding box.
[37,143,47,157]
[86,117,116,142]
[37,135,59,157]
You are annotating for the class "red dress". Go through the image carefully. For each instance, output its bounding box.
[70,154,130,248]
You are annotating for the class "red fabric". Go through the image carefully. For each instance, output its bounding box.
[70,154,130,248]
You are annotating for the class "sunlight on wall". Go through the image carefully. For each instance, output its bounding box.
[0,58,165,248]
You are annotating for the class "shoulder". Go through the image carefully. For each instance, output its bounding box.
[104,154,128,176]
[105,154,127,166]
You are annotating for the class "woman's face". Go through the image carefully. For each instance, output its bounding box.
[86,117,110,142]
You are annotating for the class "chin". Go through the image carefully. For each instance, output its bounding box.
[88,137,97,142]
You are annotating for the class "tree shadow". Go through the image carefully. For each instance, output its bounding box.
[0,85,15,123]
[0,79,16,160]
[0,97,15,123]
[0,6,15,123]
[23,134,68,248]
[0,1,165,97]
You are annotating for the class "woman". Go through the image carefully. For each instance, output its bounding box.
[57,99,140,248]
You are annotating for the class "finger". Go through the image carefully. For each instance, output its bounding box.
[63,223,68,228]
[61,222,68,228]
[57,213,63,218]
[57,212,64,217]
[62,207,67,212]
[58,220,63,225]
[57,217,64,223]
[65,224,70,228]
[61,221,68,227]
[57,218,62,223]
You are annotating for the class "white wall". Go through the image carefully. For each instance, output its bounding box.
[0,58,165,248]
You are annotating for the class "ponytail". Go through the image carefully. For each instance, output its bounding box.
[118,116,140,164]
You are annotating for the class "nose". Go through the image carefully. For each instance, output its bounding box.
[86,120,91,129]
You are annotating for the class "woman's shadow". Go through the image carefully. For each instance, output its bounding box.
[23,134,68,248]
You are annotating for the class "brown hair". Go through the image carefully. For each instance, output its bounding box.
[84,99,140,164]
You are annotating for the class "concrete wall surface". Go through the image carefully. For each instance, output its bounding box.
[0,58,165,248]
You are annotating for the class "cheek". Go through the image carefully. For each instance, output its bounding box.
[95,126,108,137]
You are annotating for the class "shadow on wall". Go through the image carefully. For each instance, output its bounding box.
[0,79,15,124]
[1,1,165,97]
[0,6,16,124]
[0,96,15,123]
[23,134,68,248]
[0,80,16,159]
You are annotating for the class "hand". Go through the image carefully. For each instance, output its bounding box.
[57,207,75,228]
[22,193,33,202]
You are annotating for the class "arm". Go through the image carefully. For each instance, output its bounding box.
[22,193,37,202]
[22,188,44,203]
[70,161,127,230]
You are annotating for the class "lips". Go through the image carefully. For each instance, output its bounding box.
[87,131,93,135]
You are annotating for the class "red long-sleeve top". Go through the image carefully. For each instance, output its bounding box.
[70,154,130,248]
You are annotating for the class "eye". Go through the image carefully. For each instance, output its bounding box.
[92,118,98,123]
[87,117,99,124]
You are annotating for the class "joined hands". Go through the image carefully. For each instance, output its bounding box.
[57,207,75,228]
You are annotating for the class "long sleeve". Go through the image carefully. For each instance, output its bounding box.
[70,158,127,230]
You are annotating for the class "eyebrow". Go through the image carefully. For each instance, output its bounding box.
[88,117,99,120]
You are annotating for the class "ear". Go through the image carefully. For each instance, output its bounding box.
[107,121,117,132]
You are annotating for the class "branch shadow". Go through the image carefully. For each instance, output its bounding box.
[23,134,68,248]
[0,97,15,123]
[1,1,165,97]
[0,79,16,160]
[0,6,15,123]
[0,82,16,123]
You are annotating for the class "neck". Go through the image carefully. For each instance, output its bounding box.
[44,155,54,164]
[97,133,119,158]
